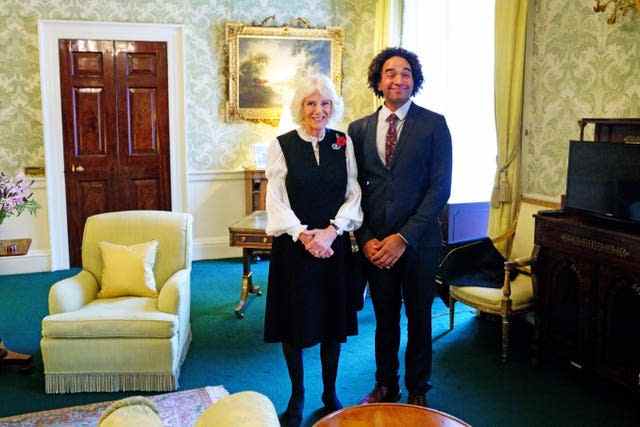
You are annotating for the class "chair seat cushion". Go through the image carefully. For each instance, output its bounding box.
[450,274,533,310]
[42,297,177,339]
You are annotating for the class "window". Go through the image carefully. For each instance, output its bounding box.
[402,0,496,203]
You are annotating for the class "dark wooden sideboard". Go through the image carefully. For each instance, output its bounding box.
[578,118,640,143]
[532,211,640,391]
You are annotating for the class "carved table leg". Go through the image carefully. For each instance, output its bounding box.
[234,249,262,319]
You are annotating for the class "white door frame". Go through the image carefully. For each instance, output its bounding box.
[38,20,187,270]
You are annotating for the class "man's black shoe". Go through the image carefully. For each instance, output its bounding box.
[359,384,401,404]
[408,393,428,407]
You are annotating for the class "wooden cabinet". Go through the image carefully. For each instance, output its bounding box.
[594,265,640,388]
[533,211,640,391]
[578,118,640,143]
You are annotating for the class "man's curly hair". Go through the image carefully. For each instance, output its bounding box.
[368,47,424,98]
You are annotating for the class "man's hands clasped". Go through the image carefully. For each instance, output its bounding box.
[299,228,406,266]
[300,226,337,259]
[364,234,406,269]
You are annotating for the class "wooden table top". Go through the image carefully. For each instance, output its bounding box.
[228,210,271,250]
[229,210,267,233]
[313,403,470,427]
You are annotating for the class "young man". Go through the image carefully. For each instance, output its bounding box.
[348,47,452,407]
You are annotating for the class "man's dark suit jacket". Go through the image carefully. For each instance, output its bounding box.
[348,102,452,250]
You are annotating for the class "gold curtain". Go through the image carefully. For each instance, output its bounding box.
[373,0,403,109]
[489,0,529,253]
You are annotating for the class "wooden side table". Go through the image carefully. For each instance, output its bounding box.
[228,210,271,318]
[313,403,470,427]
[0,238,31,257]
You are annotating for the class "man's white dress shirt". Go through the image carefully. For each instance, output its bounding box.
[376,99,412,166]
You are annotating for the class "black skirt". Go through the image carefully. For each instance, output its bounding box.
[264,233,358,348]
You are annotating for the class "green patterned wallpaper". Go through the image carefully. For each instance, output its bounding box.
[522,0,640,197]
[0,0,376,174]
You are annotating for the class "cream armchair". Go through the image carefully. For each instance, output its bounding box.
[41,211,193,393]
[439,198,559,362]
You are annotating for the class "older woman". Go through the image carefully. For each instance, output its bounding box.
[264,75,363,427]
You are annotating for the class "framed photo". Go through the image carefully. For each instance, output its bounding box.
[225,22,344,125]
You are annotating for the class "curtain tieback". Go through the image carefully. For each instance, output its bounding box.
[491,170,512,208]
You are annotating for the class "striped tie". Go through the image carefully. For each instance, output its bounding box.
[385,113,398,166]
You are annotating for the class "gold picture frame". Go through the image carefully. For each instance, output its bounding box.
[225,22,344,126]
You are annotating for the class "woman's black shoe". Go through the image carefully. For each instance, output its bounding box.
[321,391,343,412]
[279,410,303,427]
[279,393,304,427]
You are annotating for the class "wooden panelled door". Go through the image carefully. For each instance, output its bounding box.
[59,39,171,266]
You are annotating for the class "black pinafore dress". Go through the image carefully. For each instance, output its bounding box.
[264,129,358,348]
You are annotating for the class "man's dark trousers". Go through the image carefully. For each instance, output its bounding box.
[367,245,440,395]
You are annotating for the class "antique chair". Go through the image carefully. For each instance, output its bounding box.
[438,198,559,362]
[41,210,193,393]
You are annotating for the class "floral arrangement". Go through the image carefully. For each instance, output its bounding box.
[0,172,40,225]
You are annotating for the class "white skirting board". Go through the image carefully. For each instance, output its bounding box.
[0,250,51,275]
[193,237,242,261]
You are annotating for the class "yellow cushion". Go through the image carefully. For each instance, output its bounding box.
[450,274,533,311]
[98,241,159,298]
[195,391,278,427]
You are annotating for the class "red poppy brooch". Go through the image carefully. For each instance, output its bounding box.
[332,135,347,150]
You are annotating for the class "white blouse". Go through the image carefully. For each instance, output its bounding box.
[265,127,363,241]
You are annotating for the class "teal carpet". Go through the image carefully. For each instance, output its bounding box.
[0,259,638,426]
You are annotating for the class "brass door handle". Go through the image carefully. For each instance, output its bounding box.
[76,165,85,172]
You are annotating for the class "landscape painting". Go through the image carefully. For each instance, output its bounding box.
[225,23,344,125]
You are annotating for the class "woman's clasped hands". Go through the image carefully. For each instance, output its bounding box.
[299,226,337,259]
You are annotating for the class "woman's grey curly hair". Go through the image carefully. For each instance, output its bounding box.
[289,74,344,127]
